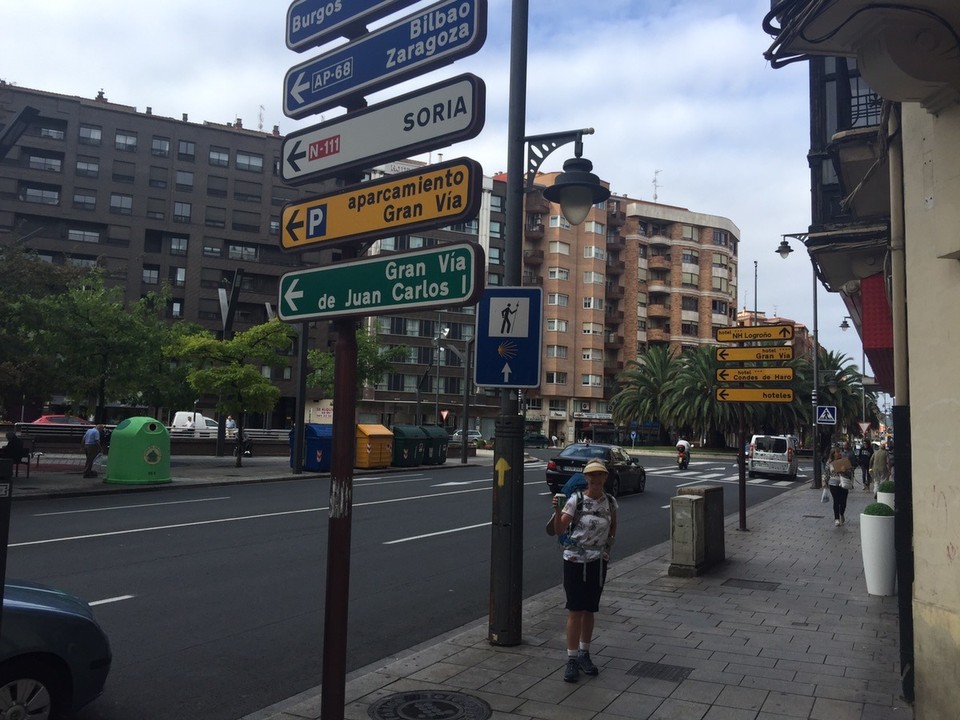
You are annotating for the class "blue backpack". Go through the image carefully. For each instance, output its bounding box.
[545,473,588,547]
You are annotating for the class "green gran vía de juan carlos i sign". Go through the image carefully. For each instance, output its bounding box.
[277,241,485,322]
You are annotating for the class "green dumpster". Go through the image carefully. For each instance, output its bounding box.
[391,425,427,467]
[419,425,449,465]
[104,416,171,484]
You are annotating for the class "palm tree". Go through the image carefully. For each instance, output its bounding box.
[662,346,739,447]
[814,349,863,449]
[610,345,678,444]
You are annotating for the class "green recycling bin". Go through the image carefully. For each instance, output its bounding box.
[104,416,171,484]
[391,425,427,467]
[419,425,449,465]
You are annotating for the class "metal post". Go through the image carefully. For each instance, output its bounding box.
[292,321,309,474]
[462,337,474,464]
[811,256,821,489]
[489,0,528,647]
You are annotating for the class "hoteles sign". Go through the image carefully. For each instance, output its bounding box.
[280,157,482,251]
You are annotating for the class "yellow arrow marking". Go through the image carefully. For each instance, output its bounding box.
[494,457,511,487]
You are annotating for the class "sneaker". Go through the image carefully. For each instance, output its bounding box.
[578,651,599,676]
[563,657,580,683]
[835,519,841,527]
[840,515,845,525]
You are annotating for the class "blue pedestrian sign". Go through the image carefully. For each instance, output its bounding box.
[816,405,838,425]
[474,287,542,389]
[283,0,487,119]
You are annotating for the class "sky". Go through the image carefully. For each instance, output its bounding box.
[0,0,872,380]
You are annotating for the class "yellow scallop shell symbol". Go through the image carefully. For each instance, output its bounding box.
[497,341,518,359]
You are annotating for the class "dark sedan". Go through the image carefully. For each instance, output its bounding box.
[545,442,646,496]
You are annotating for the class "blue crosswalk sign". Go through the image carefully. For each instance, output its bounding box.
[474,287,542,388]
[816,405,837,424]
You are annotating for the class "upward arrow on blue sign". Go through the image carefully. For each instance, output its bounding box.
[474,288,542,389]
[284,0,487,118]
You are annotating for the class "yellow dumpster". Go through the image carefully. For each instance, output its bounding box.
[355,424,393,469]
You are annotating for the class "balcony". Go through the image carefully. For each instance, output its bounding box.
[604,333,624,348]
[606,258,625,275]
[648,255,671,271]
[647,303,671,319]
[605,284,624,300]
[646,328,670,343]
[525,194,550,215]
[524,222,544,241]
[604,309,624,323]
[606,205,625,228]
[522,248,544,265]
[521,273,543,286]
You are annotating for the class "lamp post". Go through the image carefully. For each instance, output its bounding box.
[491,0,610,648]
[776,234,822,488]
[442,337,475,465]
[840,316,867,428]
[435,322,449,427]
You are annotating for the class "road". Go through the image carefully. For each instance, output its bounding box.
[6,450,806,720]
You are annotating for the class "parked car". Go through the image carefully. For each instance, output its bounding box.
[523,432,550,448]
[1,580,112,718]
[545,442,646,497]
[747,434,799,478]
[31,414,93,426]
[450,429,483,444]
[170,411,219,436]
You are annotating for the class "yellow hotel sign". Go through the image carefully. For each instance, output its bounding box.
[280,157,482,251]
[716,367,795,383]
[716,324,794,342]
[716,388,794,403]
[715,346,794,362]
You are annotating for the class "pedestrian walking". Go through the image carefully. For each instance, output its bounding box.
[857,442,873,489]
[81,424,105,478]
[871,442,890,490]
[551,459,618,683]
[827,445,853,526]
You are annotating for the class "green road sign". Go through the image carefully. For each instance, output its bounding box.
[716,367,795,383]
[715,387,795,403]
[715,346,794,362]
[716,324,794,342]
[277,242,485,321]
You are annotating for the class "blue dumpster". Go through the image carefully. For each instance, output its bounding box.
[291,424,333,472]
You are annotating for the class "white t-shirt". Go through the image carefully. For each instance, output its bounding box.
[561,492,618,562]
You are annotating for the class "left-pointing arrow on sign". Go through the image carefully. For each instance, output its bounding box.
[286,140,306,173]
[284,279,303,312]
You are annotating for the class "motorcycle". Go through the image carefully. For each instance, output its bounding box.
[677,446,689,470]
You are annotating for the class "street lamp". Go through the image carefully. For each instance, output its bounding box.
[490,0,610,648]
[776,234,823,488]
[435,323,449,427]
[840,316,867,429]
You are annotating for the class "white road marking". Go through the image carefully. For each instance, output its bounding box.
[433,479,489,487]
[90,594,135,606]
[384,522,491,545]
[34,496,232,517]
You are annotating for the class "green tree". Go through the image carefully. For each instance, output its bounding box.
[610,345,678,444]
[306,328,405,399]
[662,346,740,447]
[170,319,295,466]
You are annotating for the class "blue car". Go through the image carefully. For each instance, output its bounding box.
[0,581,112,719]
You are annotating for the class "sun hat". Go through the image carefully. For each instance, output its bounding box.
[583,459,608,475]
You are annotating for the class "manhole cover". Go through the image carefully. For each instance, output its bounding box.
[627,660,693,683]
[368,691,491,720]
[722,578,780,592]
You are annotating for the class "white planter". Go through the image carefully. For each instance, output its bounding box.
[877,491,895,511]
[860,513,896,596]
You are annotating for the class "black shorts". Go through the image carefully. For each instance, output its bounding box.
[563,558,608,612]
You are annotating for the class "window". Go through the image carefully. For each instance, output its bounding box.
[209,146,229,167]
[205,206,226,228]
[583,297,604,310]
[227,242,258,262]
[178,140,196,161]
[75,157,99,177]
[72,190,96,210]
[148,165,168,189]
[712,300,729,315]
[547,293,568,307]
[236,151,263,172]
[681,272,699,288]
[637,244,648,259]
[583,220,605,235]
[115,131,138,152]
[21,183,60,205]
[38,124,65,140]
[584,245,606,260]
[171,300,184,319]
[488,247,502,265]
[173,201,192,223]
[713,252,728,269]
[582,322,603,335]
[682,250,699,265]
[28,153,62,172]
[581,374,602,387]
[67,229,99,243]
[546,345,567,358]
[151,136,170,157]
[171,267,186,287]
[549,399,566,412]
[170,236,188,255]
[143,266,160,284]
[549,215,571,230]
[713,230,729,247]
[207,175,228,197]
[490,194,503,212]
[78,125,101,145]
[203,243,221,257]
[546,372,567,385]
[176,171,194,191]
[146,197,165,220]
[546,318,568,332]
[112,160,135,183]
[549,241,570,255]
[67,257,97,268]
[489,220,503,239]
[583,271,604,285]
[447,218,478,234]
[234,179,262,203]
[582,348,600,361]
[637,292,647,307]
[681,322,699,336]
[681,296,699,311]
[548,267,569,281]
[110,193,133,214]
[232,210,261,232]
[712,276,729,293]
[682,225,696,241]
[269,218,280,235]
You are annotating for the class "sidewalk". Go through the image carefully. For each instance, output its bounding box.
[9,454,912,720]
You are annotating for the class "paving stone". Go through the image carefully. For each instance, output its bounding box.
[759,691,816,717]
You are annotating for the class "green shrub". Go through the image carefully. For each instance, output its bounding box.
[864,501,894,516]
[878,480,895,493]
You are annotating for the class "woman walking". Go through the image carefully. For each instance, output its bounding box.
[552,459,618,682]
[827,445,853,526]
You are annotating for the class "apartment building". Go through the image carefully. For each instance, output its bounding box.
[0,83,336,425]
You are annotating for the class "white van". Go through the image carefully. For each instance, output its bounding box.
[747,434,799,478]
[171,411,219,436]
